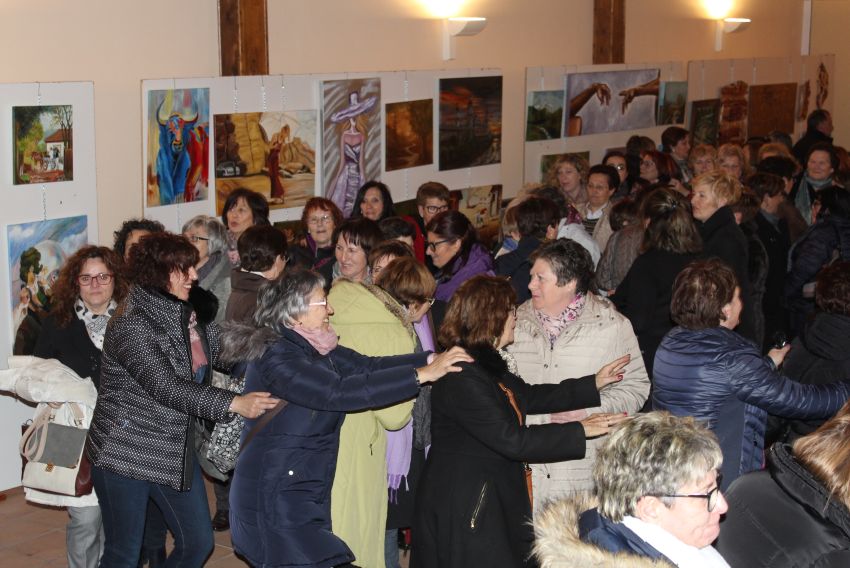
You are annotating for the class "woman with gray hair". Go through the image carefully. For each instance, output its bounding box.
[183,214,231,322]
[223,267,471,568]
[534,412,731,567]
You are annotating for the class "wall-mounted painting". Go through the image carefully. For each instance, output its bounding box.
[797,81,811,121]
[525,90,564,141]
[657,81,688,125]
[7,215,88,354]
[565,69,659,136]
[439,76,503,171]
[748,83,797,139]
[816,62,829,109]
[13,105,73,184]
[385,99,433,171]
[322,78,381,218]
[214,110,316,214]
[718,81,748,146]
[690,99,721,146]
[452,184,503,247]
[146,88,210,207]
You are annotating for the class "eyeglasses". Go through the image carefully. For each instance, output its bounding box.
[187,235,209,243]
[608,164,626,171]
[426,297,436,307]
[307,215,332,226]
[424,205,449,215]
[426,238,452,252]
[78,273,113,286]
[308,299,328,306]
[647,473,724,512]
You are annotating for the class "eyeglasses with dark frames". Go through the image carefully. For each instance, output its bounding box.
[424,205,449,215]
[426,239,452,252]
[78,273,114,286]
[187,235,209,243]
[647,473,723,512]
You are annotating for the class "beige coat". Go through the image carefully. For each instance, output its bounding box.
[508,295,648,508]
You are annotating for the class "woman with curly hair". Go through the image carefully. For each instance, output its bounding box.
[546,153,590,210]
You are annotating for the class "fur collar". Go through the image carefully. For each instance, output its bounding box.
[219,321,280,364]
[466,345,510,378]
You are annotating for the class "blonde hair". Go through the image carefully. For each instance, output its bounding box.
[688,144,717,170]
[757,142,793,161]
[793,400,850,510]
[545,154,589,188]
[692,170,742,206]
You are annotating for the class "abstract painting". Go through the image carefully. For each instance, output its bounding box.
[540,152,590,183]
[13,105,73,185]
[564,69,659,137]
[454,185,503,248]
[385,99,433,171]
[657,81,688,125]
[322,78,381,217]
[690,99,721,146]
[748,83,797,138]
[526,90,564,141]
[7,215,88,354]
[214,110,317,214]
[439,76,503,171]
[146,88,210,207]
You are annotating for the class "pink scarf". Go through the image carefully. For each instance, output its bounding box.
[535,293,586,347]
[293,324,339,355]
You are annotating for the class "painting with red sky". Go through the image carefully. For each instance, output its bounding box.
[438,76,502,171]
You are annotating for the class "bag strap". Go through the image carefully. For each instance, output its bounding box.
[239,399,288,455]
[19,406,55,462]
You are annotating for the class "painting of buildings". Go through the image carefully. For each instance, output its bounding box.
[13,105,73,184]
[439,76,503,171]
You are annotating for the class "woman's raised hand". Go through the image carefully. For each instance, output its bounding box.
[416,347,474,384]
[580,412,631,438]
[229,392,281,419]
[595,354,630,390]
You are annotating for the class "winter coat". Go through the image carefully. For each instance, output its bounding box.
[434,243,494,302]
[495,236,542,304]
[533,495,670,567]
[225,324,427,568]
[754,211,791,351]
[225,269,265,324]
[741,220,768,349]
[652,326,850,489]
[698,205,756,342]
[597,224,644,292]
[717,443,850,568]
[34,313,103,390]
[198,251,232,323]
[87,285,235,491]
[411,347,601,568]
[328,280,417,568]
[508,296,649,503]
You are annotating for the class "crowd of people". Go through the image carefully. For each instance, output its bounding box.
[8,108,850,568]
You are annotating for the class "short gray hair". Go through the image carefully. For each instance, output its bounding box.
[530,238,596,294]
[253,267,326,329]
[593,412,722,522]
[182,215,228,256]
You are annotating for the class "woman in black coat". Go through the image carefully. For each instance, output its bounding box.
[718,400,850,567]
[412,276,630,568]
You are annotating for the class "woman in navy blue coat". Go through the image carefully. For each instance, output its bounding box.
[222,268,470,568]
[652,259,850,489]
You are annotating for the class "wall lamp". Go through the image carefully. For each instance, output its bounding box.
[715,17,751,52]
[442,17,487,61]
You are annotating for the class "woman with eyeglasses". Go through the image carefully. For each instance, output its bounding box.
[425,210,494,304]
[294,197,344,285]
[183,215,231,322]
[534,412,731,567]
[31,246,128,568]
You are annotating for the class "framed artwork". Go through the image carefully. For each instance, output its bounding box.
[797,81,811,122]
[214,110,317,214]
[453,185,503,248]
[816,62,829,109]
[565,69,659,136]
[146,88,210,207]
[748,83,797,138]
[13,105,73,184]
[439,76,503,171]
[657,81,688,125]
[525,90,564,141]
[718,81,748,146]
[385,99,433,171]
[690,99,721,146]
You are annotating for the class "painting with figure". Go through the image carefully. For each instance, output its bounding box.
[322,78,381,217]
[439,76,502,171]
[526,90,564,141]
[214,110,317,214]
[453,185,503,248]
[540,152,590,183]
[7,215,88,354]
[690,99,721,146]
[816,63,829,109]
[748,83,797,138]
[564,69,659,137]
[657,81,688,125]
[385,99,433,171]
[146,88,210,207]
[13,105,73,185]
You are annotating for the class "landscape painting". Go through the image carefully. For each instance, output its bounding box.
[439,76,503,171]
[748,83,797,138]
[13,105,73,185]
[146,88,210,207]
[565,68,659,136]
[690,99,721,146]
[7,215,88,354]
[385,99,433,171]
[214,110,317,214]
[657,81,688,125]
[525,90,564,141]
[321,78,381,218]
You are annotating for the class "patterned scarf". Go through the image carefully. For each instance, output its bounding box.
[188,311,208,373]
[534,292,586,348]
[74,297,117,351]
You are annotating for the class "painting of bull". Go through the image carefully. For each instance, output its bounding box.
[146,88,210,207]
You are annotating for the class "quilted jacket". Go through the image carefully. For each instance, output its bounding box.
[652,326,850,489]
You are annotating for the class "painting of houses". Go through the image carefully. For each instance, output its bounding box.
[439,76,503,171]
[13,105,73,185]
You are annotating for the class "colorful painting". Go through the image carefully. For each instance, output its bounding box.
[214,110,317,214]
[540,152,590,183]
[690,99,721,146]
[526,90,564,141]
[7,215,88,354]
[748,83,797,138]
[564,69,659,137]
[146,88,210,207]
[322,78,381,218]
[385,99,433,172]
[797,81,811,121]
[657,81,688,125]
[439,76,503,171]
[13,105,73,185]
[453,185,503,247]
